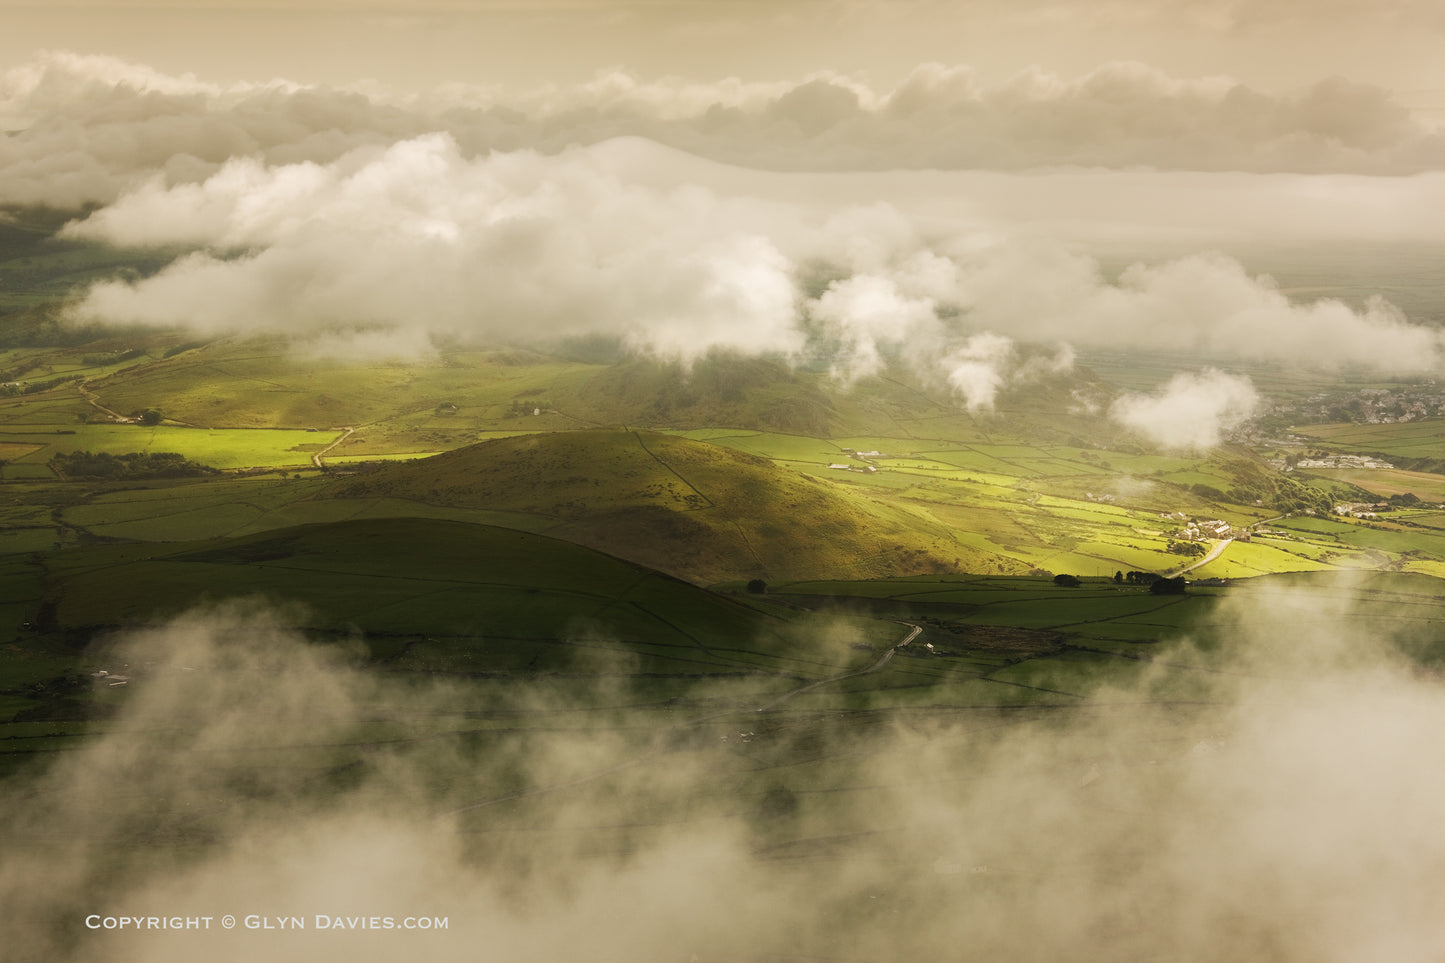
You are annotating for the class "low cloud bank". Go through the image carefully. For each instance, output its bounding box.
[5,580,1445,961]
[58,134,1445,404]
[3,53,1443,213]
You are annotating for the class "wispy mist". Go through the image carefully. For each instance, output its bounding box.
[6,582,1445,961]
[1111,368,1261,450]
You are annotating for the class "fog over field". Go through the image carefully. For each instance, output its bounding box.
[6,586,1445,962]
[4,1,1445,957]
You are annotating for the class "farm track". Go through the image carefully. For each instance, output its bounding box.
[76,381,132,424]
[311,426,354,467]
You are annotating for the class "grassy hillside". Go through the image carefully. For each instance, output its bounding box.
[325,428,998,583]
[23,516,904,677]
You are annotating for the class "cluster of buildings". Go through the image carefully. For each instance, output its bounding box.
[1267,384,1445,425]
[829,447,889,473]
[1334,502,1388,519]
[1160,513,1241,542]
[1289,453,1394,470]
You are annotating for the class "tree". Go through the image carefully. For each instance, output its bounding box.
[137,408,162,426]
[746,579,767,594]
[1053,573,1081,588]
[1150,576,1188,595]
[1113,571,1124,584]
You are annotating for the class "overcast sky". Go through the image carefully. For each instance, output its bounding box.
[4,0,1445,108]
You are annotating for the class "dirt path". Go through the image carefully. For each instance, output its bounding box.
[77,381,134,423]
[311,427,354,468]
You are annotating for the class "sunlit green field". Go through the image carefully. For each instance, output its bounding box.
[0,424,333,469]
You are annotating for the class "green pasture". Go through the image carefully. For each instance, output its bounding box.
[1,424,331,469]
[910,446,1038,476]
[1401,510,1445,531]
[808,467,922,491]
[1187,539,1335,578]
[878,457,978,477]
[1006,455,1114,477]
[1059,449,1206,476]
[0,463,55,480]
[0,442,42,461]
[1292,418,1445,458]
[1274,515,1445,556]
[1308,468,1445,501]
[0,398,91,423]
[77,341,589,431]
[680,430,846,464]
[829,436,938,456]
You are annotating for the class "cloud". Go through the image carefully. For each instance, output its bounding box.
[8,578,1445,959]
[0,51,434,209]
[806,273,940,382]
[3,52,1443,212]
[937,333,1074,412]
[64,134,806,363]
[947,245,1445,373]
[59,134,1445,383]
[1110,368,1261,450]
[796,265,1073,407]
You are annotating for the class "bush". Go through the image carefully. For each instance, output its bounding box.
[48,450,218,480]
